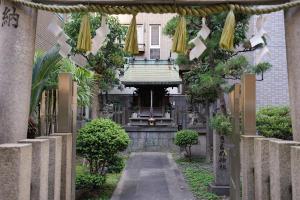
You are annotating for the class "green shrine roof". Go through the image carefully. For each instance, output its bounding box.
[120,59,182,86]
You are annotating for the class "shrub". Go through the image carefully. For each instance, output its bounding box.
[210,113,232,135]
[77,118,130,175]
[175,130,198,160]
[76,173,106,190]
[107,155,125,173]
[256,106,292,140]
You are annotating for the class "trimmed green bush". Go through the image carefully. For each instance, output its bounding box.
[256,106,292,140]
[76,173,106,190]
[175,130,198,160]
[77,118,130,175]
[210,113,232,135]
[107,155,125,173]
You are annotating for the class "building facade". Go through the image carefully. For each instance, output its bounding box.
[249,11,290,108]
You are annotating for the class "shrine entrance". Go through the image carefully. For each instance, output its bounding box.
[2,0,300,200]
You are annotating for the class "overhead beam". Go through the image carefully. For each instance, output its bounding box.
[34,0,288,5]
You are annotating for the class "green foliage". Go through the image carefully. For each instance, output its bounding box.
[184,66,224,104]
[31,45,62,115]
[175,130,198,160]
[77,118,130,175]
[64,14,126,92]
[216,55,272,78]
[176,157,220,200]
[47,58,96,107]
[256,106,292,140]
[251,62,272,75]
[76,163,122,200]
[76,173,106,190]
[175,130,198,147]
[107,155,125,173]
[210,113,232,135]
[164,14,272,114]
[184,55,272,106]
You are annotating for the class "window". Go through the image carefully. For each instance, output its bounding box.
[137,25,145,51]
[137,25,144,45]
[150,25,160,59]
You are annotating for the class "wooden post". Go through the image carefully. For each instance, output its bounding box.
[40,91,46,136]
[57,73,73,133]
[57,73,76,200]
[228,84,241,200]
[241,74,256,135]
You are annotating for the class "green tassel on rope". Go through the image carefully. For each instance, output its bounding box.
[77,14,92,52]
[219,6,236,51]
[124,14,139,55]
[172,16,187,54]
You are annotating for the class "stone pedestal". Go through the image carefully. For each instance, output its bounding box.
[38,136,62,200]
[0,1,37,144]
[209,131,230,196]
[254,137,279,200]
[285,2,300,142]
[291,146,300,200]
[19,139,49,200]
[241,135,263,200]
[52,133,72,200]
[0,143,32,200]
[269,140,300,200]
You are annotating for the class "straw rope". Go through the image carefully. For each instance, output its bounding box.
[6,0,300,16]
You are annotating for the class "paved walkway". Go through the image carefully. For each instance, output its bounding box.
[111,152,195,200]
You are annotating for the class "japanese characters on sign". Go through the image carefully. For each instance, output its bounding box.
[1,6,19,28]
[219,135,227,170]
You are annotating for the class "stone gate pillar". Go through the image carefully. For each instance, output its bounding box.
[0,1,37,144]
[285,2,300,142]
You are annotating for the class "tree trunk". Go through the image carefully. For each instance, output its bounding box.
[91,79,101,119]
[218,88,227,115]
[205,103,213,163]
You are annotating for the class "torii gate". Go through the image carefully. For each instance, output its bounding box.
[0,0,296,143]
[0,1,299,200]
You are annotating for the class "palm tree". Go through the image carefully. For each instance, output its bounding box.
[28,44,96,137]
[28,45,62,137]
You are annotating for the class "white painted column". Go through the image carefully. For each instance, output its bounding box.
[0,1,37,144]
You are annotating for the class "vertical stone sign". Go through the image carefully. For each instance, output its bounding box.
[209,130,230,196]
[0,1,37,144]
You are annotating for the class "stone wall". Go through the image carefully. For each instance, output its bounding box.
[125,126,206,156]
[0,134,73,200]
[241,136,300,200]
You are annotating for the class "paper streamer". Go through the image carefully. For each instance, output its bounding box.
[198,18,211,40]
[256,45,271,63]
[189,38,207,60]
[57,33,72,58]
[48,19,63,37]
[91,16,110,55]
[188,17,210,60]
[250,15,268,47]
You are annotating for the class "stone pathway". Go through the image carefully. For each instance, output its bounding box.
[111,152,195,200]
